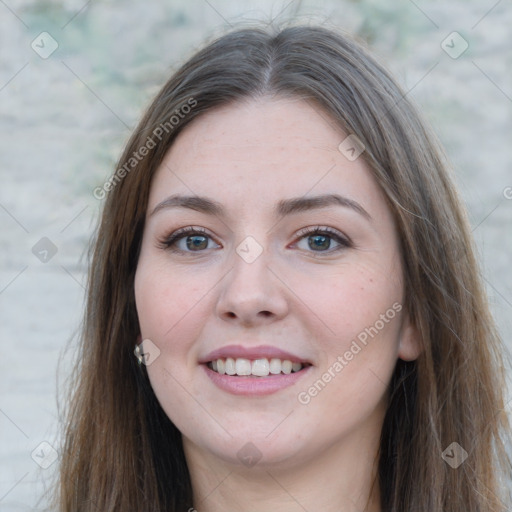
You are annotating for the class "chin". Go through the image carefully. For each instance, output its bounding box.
[188,427,312,470]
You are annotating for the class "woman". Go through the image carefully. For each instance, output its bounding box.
[56,24,511,511]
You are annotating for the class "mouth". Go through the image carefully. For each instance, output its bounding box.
[206,357,312,377]
[199,345,313,395]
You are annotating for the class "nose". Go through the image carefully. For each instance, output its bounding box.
[215,243,289,327]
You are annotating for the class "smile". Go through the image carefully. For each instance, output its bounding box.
[207,357,310,377]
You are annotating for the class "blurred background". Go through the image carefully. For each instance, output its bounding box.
[1,0,511,509]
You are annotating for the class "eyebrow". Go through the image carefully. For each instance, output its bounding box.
[150,193,372,221]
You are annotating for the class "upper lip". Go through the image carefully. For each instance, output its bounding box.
[199,344,312,365]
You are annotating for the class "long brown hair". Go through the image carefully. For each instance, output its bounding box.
[54,24,511,511]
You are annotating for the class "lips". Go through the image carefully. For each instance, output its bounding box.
[199,344,313,395]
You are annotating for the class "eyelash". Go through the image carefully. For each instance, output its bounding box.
[157,225,352,255]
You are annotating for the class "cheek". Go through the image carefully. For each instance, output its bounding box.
[134,258,231,441]
[292,261,403,403]
[135,256,210,343]
[292,260,403,345]
[294,269,402,431]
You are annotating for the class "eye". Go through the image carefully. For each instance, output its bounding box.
[157,227,220,253]
[158,225,351,255]
[293,226,351,254]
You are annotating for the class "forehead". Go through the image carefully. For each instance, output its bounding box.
[148,97,387,222]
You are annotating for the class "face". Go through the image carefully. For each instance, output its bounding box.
[134,97,420,472]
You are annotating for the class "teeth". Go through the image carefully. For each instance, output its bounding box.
[225,357,236,375]
[281,360,292,374]
[269,358,282,374]
[252,359,269,377]
[235,358,251,376]
[208,357,306,377]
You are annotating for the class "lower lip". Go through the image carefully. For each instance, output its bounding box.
[202,364,312,396]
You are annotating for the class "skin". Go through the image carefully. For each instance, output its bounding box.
[134,97,421,512]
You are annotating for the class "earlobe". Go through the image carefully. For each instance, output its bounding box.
[397,313,423,361]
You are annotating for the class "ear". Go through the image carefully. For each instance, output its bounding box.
[397,310,422,361]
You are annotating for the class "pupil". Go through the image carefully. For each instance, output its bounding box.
[187,235,207,250]
[309,235,330,251]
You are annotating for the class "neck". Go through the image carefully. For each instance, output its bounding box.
[183,423,382,512]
